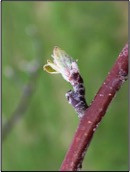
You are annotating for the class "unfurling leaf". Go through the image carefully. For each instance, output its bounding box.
[43,46,79,82]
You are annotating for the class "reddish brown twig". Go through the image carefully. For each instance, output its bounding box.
[60,43,128,171]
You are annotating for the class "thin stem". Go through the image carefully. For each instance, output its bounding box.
[60,43,128,171]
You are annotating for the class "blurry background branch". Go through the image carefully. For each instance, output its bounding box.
[2,60,41,141]
[2,26,43,141]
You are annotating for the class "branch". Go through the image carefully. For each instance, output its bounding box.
[2,27,43,142]
[2,60,41,141]
[60,43,128,171]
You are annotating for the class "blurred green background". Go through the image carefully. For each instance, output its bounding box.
[2,1,128,171]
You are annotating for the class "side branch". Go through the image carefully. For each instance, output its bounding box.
[60,43,128,171]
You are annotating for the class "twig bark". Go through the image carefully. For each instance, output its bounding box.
[60,43,128,171]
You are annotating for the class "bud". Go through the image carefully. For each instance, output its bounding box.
[43,46,88,118]
[43,46,79,83]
